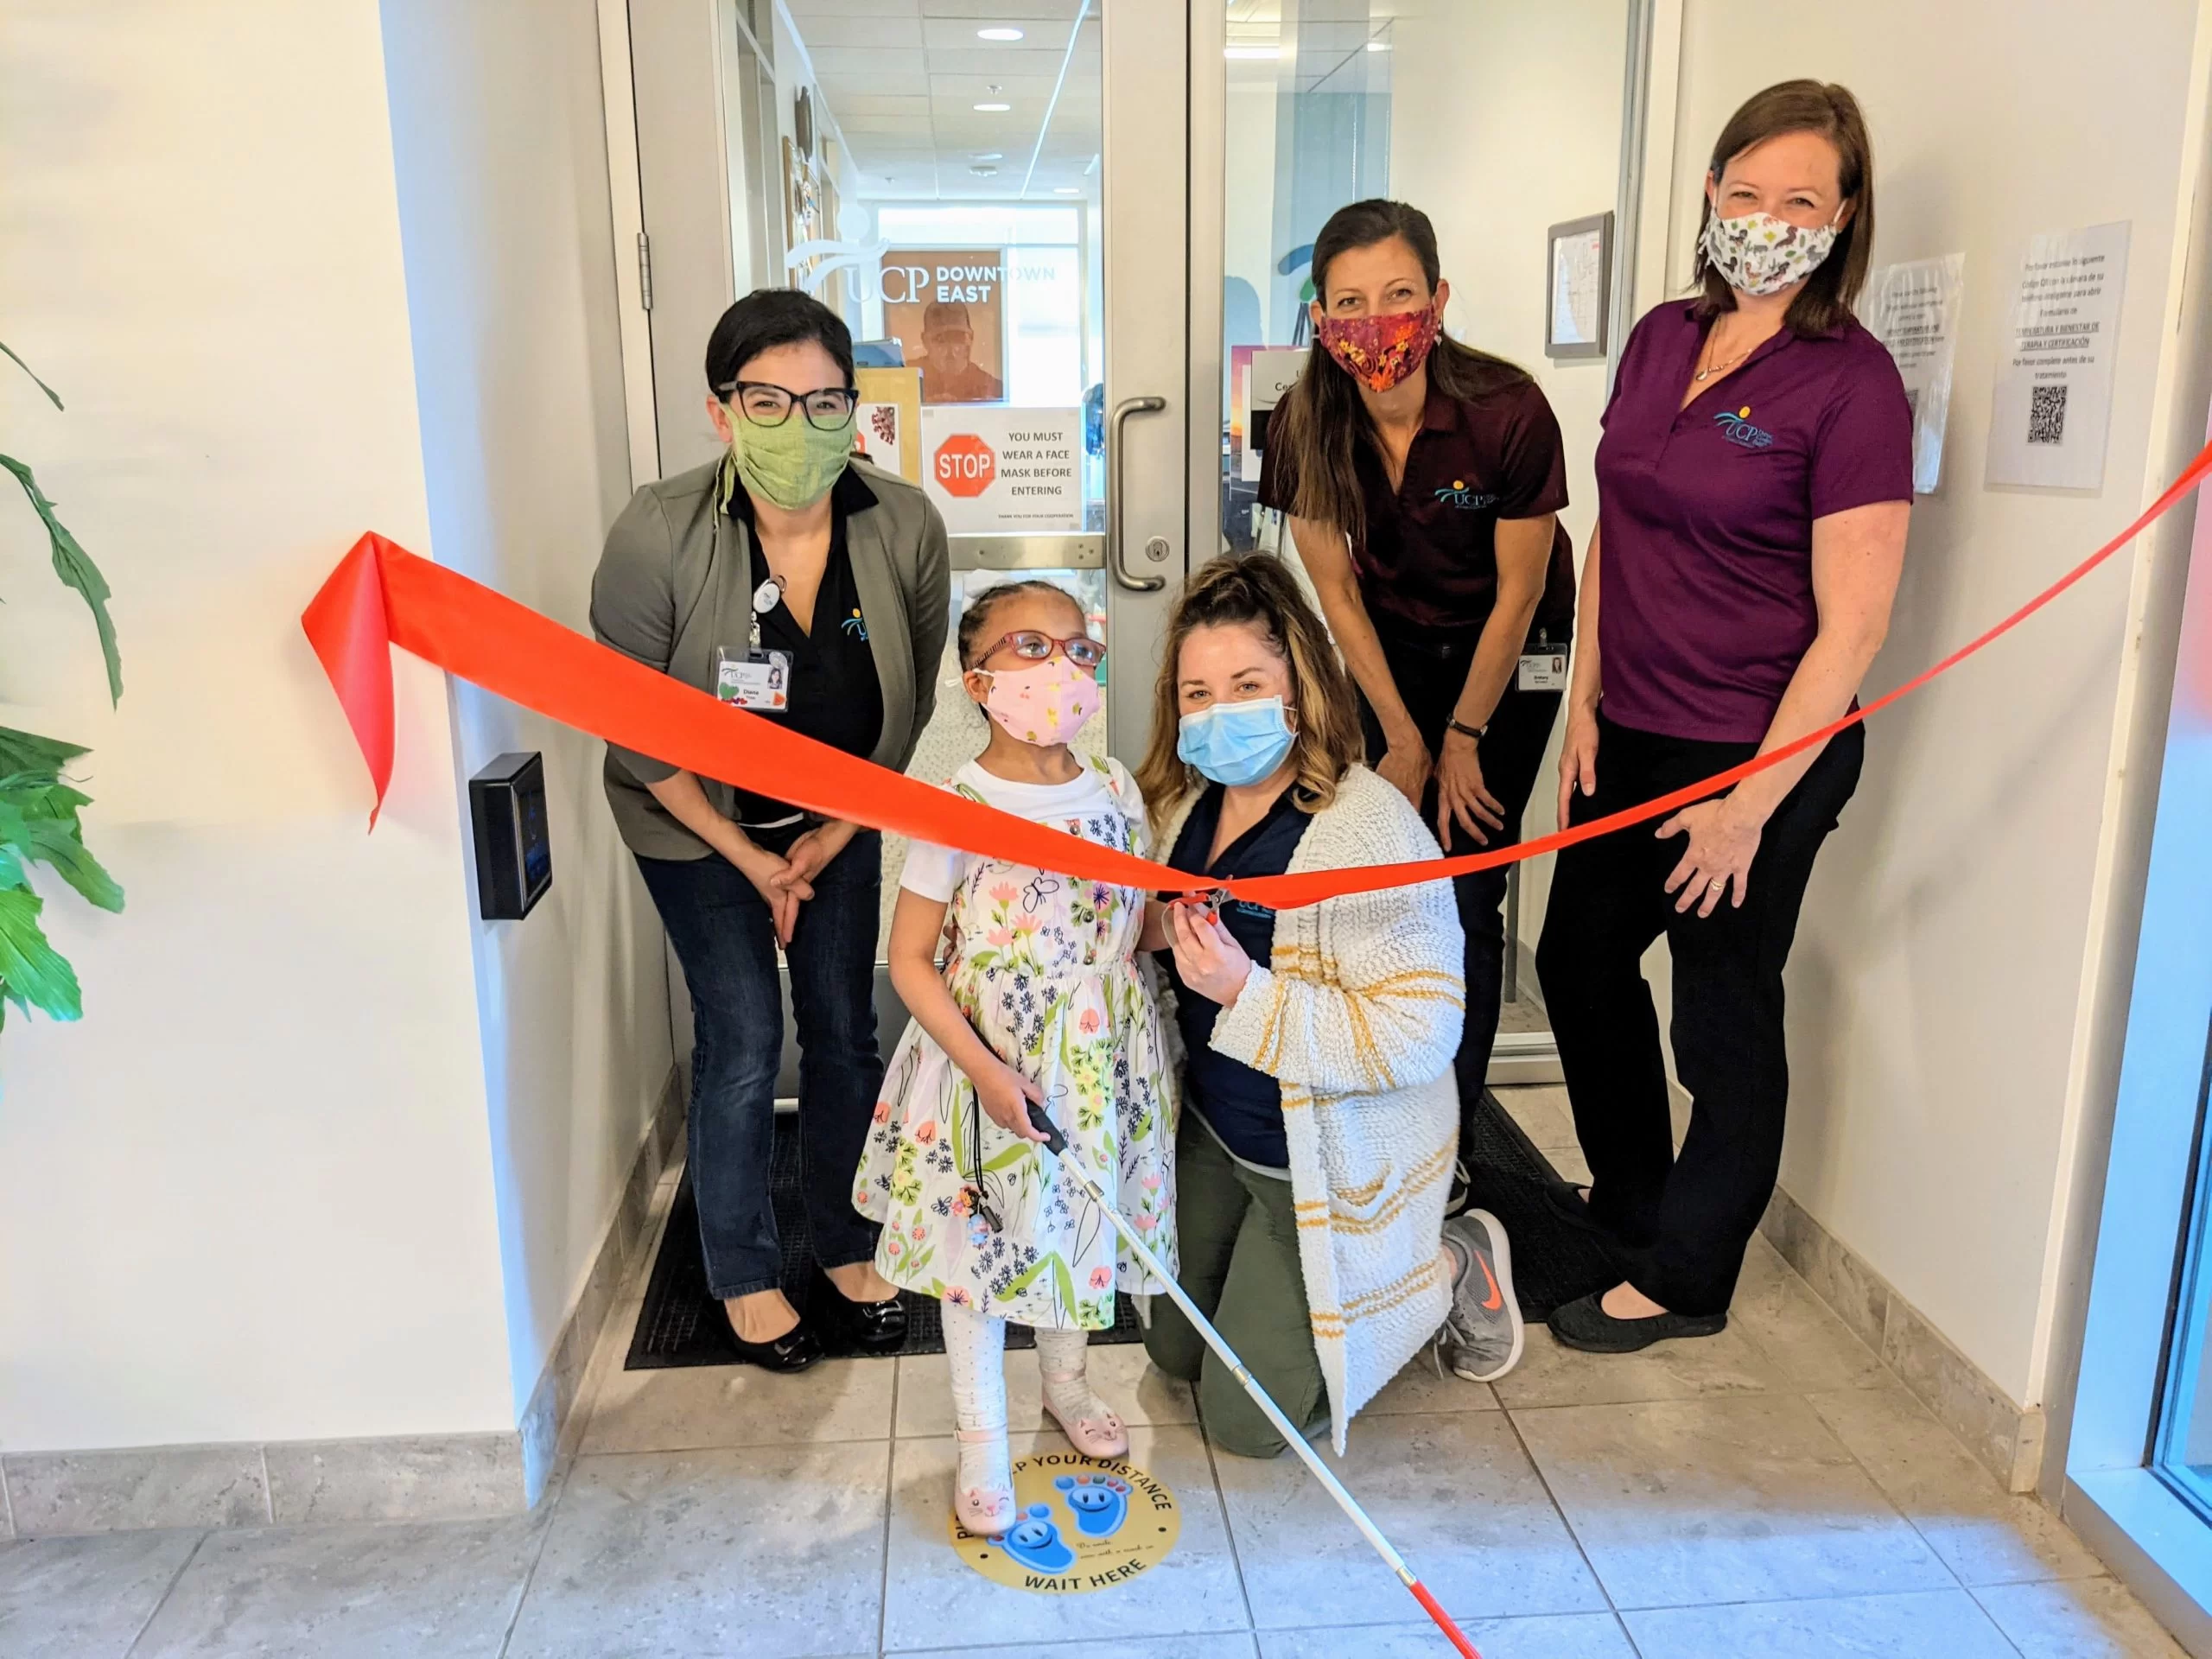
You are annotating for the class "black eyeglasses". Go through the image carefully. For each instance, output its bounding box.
[720,380,860,430]
[980,630,1105,671]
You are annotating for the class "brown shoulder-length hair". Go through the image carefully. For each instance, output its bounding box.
[1266,199,1529,554]
[1693,79,1876,337]
[1136,553,1364,830]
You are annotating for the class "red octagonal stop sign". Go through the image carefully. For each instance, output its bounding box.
[933,432,996,498]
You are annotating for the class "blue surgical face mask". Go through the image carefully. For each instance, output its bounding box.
[1177,696,1297,787]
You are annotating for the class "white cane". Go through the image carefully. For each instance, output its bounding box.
[1024,1101,1484,1659]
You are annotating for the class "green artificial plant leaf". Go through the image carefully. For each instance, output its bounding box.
[0,454,122,704]
[0,772,121,912]
[0,885,82,1022]
[0,340,63,410]
[0,727,87,777]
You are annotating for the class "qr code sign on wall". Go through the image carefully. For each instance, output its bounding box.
[2028,383,2069,446]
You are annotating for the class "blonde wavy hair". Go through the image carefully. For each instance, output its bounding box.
[1136,553,1365,830]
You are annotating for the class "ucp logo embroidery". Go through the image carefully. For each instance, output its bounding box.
[1713,406,1775,449]
[1433,478,1500,509]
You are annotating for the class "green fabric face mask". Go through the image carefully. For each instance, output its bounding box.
[727,404,855,511]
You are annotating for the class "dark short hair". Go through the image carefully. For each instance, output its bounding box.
[956,579,1084,669]
[922,301,973,335]
[1692,79,1876,337]
[705,289,855,395]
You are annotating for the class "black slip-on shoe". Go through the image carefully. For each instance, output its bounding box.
[1542,1177,1610,1236]
[728,1313,823,1372]
[814,1268,910,1356]
[1548,1292,1726,1354]
[836,1292,910,1357]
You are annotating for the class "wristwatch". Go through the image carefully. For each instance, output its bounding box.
[1446,717,1486,743]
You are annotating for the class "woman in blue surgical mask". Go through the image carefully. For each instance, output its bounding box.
[1131,555,1529,1460]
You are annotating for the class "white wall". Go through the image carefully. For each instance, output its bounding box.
[0,1,512,1448]
[1388,0,1629,944]
[1662,0,2209,1403]
[378,0,672,1424]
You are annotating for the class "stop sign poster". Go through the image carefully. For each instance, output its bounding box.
[921,406,1085,534]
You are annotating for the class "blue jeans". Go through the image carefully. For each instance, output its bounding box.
[636,831,886,1298]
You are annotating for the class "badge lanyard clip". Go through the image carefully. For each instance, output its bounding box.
[748,575,781,650]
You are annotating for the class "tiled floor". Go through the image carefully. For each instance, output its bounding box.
[2,1086,2189,1658]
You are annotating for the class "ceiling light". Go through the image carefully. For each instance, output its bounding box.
[974,101,1011,111]
[1053,186,1081,194]
[1224,45,1281,60]
[970,164,999,176]
[1366,40,1390,51]
[970,150,1003,161]
[977,27,1023,41]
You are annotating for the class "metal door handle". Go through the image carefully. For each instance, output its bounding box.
[1108,395,1168,593]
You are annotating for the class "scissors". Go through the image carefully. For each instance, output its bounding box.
[1166,887,1231,926]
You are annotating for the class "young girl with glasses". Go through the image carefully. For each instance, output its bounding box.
[853,580,1178,1535]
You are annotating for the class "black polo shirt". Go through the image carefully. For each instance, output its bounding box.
[1260,378,1576,641]
[1160,783,1315,1169]
[723,465,885,828]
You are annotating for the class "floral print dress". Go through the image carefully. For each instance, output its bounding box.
[855,758,1178,1331]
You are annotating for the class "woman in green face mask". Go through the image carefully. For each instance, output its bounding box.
[591,289,951,1370]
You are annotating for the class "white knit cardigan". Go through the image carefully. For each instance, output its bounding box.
[1158,763,1465,1451]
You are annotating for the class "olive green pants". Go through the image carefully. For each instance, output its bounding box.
[1143,1113,1329,1459]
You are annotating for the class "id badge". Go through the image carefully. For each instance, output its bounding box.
[1517,649,1569,692]
[715,645,791,713]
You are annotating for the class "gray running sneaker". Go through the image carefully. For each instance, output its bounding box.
[1440,1209,1524,1382]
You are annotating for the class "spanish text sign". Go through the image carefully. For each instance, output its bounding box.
[921,405,1085,533]
[1987,221,2130,492]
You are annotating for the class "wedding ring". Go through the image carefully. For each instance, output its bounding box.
[1707,876,1727,893]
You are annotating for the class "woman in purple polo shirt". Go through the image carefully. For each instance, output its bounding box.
[1536,80,1911,1352]
[1261,200,1576,1188]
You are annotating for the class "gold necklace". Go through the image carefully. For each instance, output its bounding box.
[1694,341,1751,382]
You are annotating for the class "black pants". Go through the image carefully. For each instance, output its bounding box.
[1357,627,1562,1144]
[1535,711,1863,1315]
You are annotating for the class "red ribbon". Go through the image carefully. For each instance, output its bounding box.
[302,439,2212,908]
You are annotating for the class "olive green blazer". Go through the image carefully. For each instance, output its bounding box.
[588,454,951,861]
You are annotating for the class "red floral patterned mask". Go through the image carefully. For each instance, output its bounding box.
[1314,302,1441,392]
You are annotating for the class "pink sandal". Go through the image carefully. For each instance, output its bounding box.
[1040,1368,1128,1459]
[952,1425,1015,1535]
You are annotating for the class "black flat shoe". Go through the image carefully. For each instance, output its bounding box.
[728,1313,823,1372]
[1548,1292,1726,1354]
[1542,1177,1609,1236]
[836,1292,909,1357]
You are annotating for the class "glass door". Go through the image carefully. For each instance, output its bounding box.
[1198,0,1640,1084]
[2067,399,2212,1639]
[620,0,1198,1075]
[761,0,1192,945]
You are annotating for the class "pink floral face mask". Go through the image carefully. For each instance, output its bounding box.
[1314,302,1441,392]
[976,655,1099,746]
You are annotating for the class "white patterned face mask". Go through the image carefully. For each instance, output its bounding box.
[1700,207,1841,298]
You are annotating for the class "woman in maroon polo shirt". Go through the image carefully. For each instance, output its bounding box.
[1260,199,1576,1170]
[1537,80,1911,1352]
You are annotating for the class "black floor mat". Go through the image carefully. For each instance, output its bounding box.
[626,1089,1616,1369]
[1459,1088,1622,1319]
[626,1111,1147,1368]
